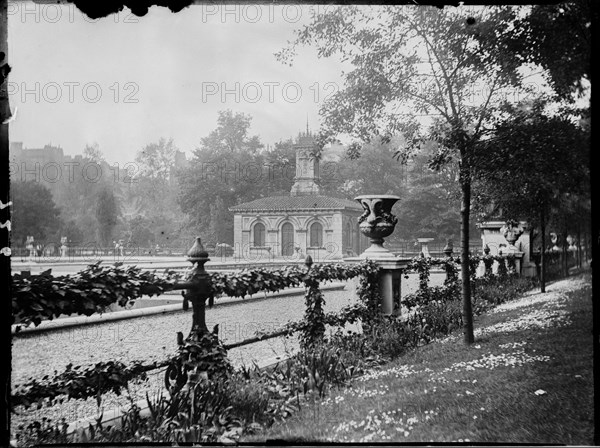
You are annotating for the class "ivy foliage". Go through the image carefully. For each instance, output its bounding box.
[400,254,522,343]
[12,260,380,409]
[12,263,182,329]
[209,260,380,298]
[12,359,164,409]
[12,260,379,330]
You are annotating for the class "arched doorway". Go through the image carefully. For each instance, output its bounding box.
[281,222,294,257]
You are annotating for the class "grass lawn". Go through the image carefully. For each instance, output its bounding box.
[242,273,594,444]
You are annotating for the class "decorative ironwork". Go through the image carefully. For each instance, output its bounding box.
[164,353,187,391]
[165,237,214,392]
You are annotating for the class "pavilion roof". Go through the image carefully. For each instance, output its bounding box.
[229,195,363,212]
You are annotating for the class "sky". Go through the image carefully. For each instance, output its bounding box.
[7,2,350,164]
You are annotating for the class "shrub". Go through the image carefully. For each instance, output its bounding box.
[363,318,412,359]
[472,275,538,308]
[15,418,69,446]
[326,329,382,369]
[401,282,462,343]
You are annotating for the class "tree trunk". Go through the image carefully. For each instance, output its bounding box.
[577,224,582,268]
[562,228,569,277]
[460,170,474,344]
[540,208,546,293]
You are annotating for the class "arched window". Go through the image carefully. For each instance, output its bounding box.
[310,222,323,247]
[253,222,265,246]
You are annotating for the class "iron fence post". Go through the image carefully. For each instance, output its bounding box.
[184,237,212,341]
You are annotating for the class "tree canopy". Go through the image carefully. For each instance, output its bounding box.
[473,100,590,289]
[10,181,62,246]
[178,110,267,244]
[95,187,120,247]
[502,1,591,101]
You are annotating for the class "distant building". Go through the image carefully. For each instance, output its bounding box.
[169,150,189,186]
[230,130,368,260]
[9,142,85,198]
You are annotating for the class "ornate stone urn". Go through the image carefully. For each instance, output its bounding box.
[500,220,524,252]
[355,195,400,259]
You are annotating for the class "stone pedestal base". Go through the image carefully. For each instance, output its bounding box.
[417,238,434,257]
[359,243,397,260]
[346,256,410,316]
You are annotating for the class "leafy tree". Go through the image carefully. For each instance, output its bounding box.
[178,111,265,242]
[503,1,591,101]
[60,220,84,245]
[95,187,120,247]
[394,142,464,243]
[127,215,155,247]
[319,138,409,199]
[134,138,177,206]
[261,139,298,196]
[473,100,590,291]
[121,138,190,250]
[83,142,105,163]
[208,197,231,244]
[135,137,176,182]
[200,110,263,154]
[279,5,525,343]
[10,181,63,246]
[56,147,113,242]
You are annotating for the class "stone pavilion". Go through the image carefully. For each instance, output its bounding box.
[230,131,367,260]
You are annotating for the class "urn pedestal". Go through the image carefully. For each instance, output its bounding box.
[417,237,434,257]
[348,195,408,316]
[478,220,534,277]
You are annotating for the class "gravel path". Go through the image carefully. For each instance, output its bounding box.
[11,273,445,433]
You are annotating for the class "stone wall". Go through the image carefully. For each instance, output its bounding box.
[232,209,362,261]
